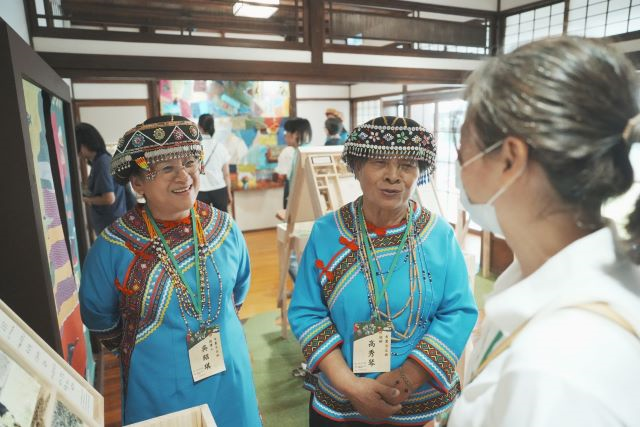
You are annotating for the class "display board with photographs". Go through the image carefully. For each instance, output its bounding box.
[0,299,103,427]
[159,80,290,190]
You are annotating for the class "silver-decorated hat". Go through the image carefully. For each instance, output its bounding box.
[343,116,437,178]
[111,115,203,184]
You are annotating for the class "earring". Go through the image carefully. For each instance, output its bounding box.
[145,171,157,181]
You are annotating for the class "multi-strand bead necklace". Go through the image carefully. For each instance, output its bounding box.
[354,199,430,342]
[142,205,223,340]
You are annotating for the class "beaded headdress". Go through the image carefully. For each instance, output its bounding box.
[111,115,203,184]
[343,116,437,178]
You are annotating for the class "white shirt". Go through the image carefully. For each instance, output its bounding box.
[199,135,231,192]
[449,225,640,427]
[275,146,296,179]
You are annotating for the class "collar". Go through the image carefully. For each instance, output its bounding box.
[485,223,640,335]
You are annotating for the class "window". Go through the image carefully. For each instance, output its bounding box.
[354,100,381,127]
[567,0,640,37]
[504,2,565,53]
[382,98,405,117]
[410,99,466,225]
[434,100,466,225]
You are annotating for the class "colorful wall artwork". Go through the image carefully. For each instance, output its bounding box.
[49,96,81,282]
[48,95,95,384]
[23,80,88,379]
[159,80,290,190]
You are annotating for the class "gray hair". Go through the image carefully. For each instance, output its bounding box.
[464,36,640,262]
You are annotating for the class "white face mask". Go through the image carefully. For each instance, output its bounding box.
[455,140,524,236]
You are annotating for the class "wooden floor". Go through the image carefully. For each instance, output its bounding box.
[102,228,281,426]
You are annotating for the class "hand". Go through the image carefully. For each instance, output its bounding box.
[227,189,233,204]
[343,376,402,421]
[376,370,412,405]
[83,196,92,205]
[377,360,432,405]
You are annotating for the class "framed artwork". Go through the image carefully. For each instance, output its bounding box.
[0,19,92,381]
[23,80,88,379]
[48,95,82,283]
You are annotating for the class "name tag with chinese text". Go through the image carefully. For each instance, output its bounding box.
[187,325,225,382]
[352,320,391,374]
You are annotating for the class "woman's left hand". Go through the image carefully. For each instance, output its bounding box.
[376,370,412,405]
[376,360,431,405]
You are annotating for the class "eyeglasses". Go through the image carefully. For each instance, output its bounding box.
[153,158,201,179]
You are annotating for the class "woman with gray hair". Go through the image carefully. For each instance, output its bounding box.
[448,37,640,426]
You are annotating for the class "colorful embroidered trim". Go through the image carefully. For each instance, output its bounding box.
[409,336,458,393]
[299,318,343,371]
[305,373,461,424]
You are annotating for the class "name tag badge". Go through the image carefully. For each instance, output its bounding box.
[352,320,391,374]
[187,325,226,382]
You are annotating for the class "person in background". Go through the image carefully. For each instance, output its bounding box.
[79,115,261,426]
[447,37,640,426]
[273,117,312,282]
[197,113,232,212]
[289,116,478,426]
[324,117,344,146]
[75,122,135,235]
[325,108,349,144]
[274,117,312,209]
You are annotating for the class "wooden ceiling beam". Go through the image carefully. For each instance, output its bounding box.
[40,52,471,84]
[329,0,496,18]
[63,4,296,34]
[33,27,305,48]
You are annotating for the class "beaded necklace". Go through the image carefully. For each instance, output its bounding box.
[354,199,428,342]
[142,205,223,338]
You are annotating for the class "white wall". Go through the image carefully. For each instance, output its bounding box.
[296,100,351,146]
[350,83,403,99]
[78,105,148,149]
[73,81,151,148]
[72,81,151,148]
[295,84,350,146]
[73,83,148,100]
[234,189,283,231]
[1,0,29,44]
[323,52,481,71]
[34,37,312,62]
[296,84,350,99]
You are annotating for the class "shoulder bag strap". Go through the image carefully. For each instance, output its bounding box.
[204,142,218,168]
[474,302,638,379]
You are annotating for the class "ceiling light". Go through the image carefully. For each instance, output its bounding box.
[233,1,279,19]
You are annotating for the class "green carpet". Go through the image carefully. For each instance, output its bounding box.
[243,311,308,427]
[473,274,496,310]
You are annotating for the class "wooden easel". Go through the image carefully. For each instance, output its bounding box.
[277,146,361,337]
